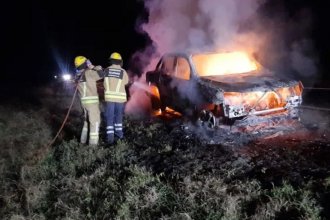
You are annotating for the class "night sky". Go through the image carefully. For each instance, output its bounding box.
[1,0,329,87]
[2,0,147,84]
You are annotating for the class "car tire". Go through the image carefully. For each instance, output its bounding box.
[198,110,217,128]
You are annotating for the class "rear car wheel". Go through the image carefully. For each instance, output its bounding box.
[198,110,216,128]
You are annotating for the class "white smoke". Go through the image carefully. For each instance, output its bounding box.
[126,0,263,116]
[133,0,317,76]
[125,75,153,118]
[141,0,261,60]
[126,0,318,116]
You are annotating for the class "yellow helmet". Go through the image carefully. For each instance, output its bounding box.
[109,52,122,61]
[74,56,87,68]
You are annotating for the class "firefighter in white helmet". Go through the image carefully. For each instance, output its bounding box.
[103,52,129,144]
[74,56,103,145]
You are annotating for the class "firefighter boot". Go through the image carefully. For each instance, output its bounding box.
[106,125,115,144]
[114,103,125,140]
[80,121,88,144]
[105,102,116,144]
[89,133,99,145]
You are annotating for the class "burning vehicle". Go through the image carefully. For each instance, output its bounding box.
[146,51,304,127]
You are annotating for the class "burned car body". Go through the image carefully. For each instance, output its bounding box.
[146,52,303,126]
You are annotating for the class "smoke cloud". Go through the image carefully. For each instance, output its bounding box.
[137,0,261,70]
[132,0,317,77]
[126,0,318,116]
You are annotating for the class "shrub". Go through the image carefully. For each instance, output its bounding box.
[117,165,178,219]
[0,106,52,219]
[0,106,327,220]
[251,182,322,220]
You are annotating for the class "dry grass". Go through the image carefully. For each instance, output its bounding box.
[0,105,328,219]
[0,106,52,219]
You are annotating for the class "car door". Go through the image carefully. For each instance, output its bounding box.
[157,55,176,109]
[168,56,192,112]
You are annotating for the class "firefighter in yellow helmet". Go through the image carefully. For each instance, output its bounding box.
[74,56,103,145]
[103,52,129,144]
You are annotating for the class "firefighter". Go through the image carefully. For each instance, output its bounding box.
[74,56,102,145]
[103,52,129,144]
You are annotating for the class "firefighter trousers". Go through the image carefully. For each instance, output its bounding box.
[80,103,100,145]
[105,102,125,144]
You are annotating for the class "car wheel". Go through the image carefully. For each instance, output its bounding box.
[198,110,216,128]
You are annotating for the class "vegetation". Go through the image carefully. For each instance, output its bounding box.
[0,102,329,219]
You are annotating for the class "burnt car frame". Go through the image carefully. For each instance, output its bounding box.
[146,52,303,127]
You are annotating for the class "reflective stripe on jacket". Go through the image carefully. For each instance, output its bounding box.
[77,68,101,105]
[103,64,129,103]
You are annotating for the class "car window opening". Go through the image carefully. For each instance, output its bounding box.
[192,52,258,76]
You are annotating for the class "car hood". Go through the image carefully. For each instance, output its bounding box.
[199,72,300,92]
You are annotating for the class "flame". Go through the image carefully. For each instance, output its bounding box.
[192,51,258,76]
[149,84,161,99]
[153,108,162,116]
[224,83,303,111]
[148,85,183,118]
[152,107,182,118]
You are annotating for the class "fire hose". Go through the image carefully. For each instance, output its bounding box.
[46,73,83,149]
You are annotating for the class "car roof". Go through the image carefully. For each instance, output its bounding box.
[162,51,239,58]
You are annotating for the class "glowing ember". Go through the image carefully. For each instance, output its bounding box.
[153,109,162,116]
[192,51,258,76]
[152,107,182,118]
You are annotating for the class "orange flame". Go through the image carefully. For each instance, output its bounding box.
[224,83,303,111]
[192,51,258,76]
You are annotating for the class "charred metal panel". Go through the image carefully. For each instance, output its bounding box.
[197,79,224,104]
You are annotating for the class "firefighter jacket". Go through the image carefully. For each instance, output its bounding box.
[76,67,102,105]
[103,64,129,103]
